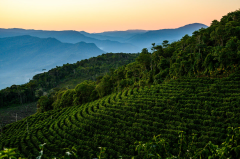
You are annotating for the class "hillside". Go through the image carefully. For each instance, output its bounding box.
[0,53,139,109]
[1,72,240,158]
[39,8,240,115]
[1,9,240,159]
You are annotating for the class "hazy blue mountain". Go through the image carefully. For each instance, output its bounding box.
[0,35,105,89]
[0,29,140,53]
[0,28,37,37]
[79,31,126,42]
[0,24,208,53]
[94,29,148,39]
[127,23,209,49]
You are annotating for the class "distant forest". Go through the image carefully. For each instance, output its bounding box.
[37,9,240,112]
[0,53,139,108]
[1,9,240,112]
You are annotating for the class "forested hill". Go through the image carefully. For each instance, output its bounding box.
[0,53,139,109]
[35,9,240,113]
[1,9,240,158]
[2,72,240,158]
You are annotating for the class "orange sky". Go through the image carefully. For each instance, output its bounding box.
[0,0,240,33]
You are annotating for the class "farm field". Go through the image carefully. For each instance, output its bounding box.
[1,71,240,158]
[1,8,240,159]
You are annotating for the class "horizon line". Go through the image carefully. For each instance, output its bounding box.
[0,23,209,34]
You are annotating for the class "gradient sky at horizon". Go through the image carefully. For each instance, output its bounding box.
[0,0,240,33]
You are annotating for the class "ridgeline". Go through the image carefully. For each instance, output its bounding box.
[1,9,240,158]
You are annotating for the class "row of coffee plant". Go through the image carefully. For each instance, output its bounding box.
[1,127,240,158]
[1,71,240,158]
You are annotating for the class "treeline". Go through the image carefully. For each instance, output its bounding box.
[0,53,139,108]
[38,9,240,112]
[2,9,240,111]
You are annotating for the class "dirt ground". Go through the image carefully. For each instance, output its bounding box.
[0,102,37,127]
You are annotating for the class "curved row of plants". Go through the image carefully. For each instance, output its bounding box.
[1,71,240,158]
[1,8,240,159]
[36,9,240,114]
[0,53,139,108]
[1,127,240,158]
[2,9,240,114]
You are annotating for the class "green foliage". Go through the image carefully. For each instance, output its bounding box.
[95,75,114,98]
[52,89,67,109]
[45,8,240,108]
[195,127,240,159]
[36,143,46,159]
[132,127,240,159]
[73,81,97,106]
[37,96,53,113]
[1,72,240,158]
[0,53,139,109]
[97,147,107,159]
[162,40,169,48]
[2,8,240,159]
[1,127,240,158]
[0,148,24,159]
[136,48,151,70]
[11,9,240,114]
[58,89,75,108]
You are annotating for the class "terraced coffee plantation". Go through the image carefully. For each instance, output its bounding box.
[1,72,240,158]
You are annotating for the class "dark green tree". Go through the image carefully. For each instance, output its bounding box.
[59,89,75,108]
[73,81,96,106]
[136,48,151,71]
[37,96,53,113]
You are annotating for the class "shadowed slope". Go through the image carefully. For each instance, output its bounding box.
[1,72,240,158]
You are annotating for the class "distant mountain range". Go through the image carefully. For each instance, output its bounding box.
[0,29,140,53]
[0,23,208,52]
[126,23,209,48]
[79,31,127,43]
[93,29,148,39]
[0,23,208,90]
[81,24,208,49]
[0,35,105,90]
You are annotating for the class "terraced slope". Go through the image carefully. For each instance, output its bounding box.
[1,72,240,158]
